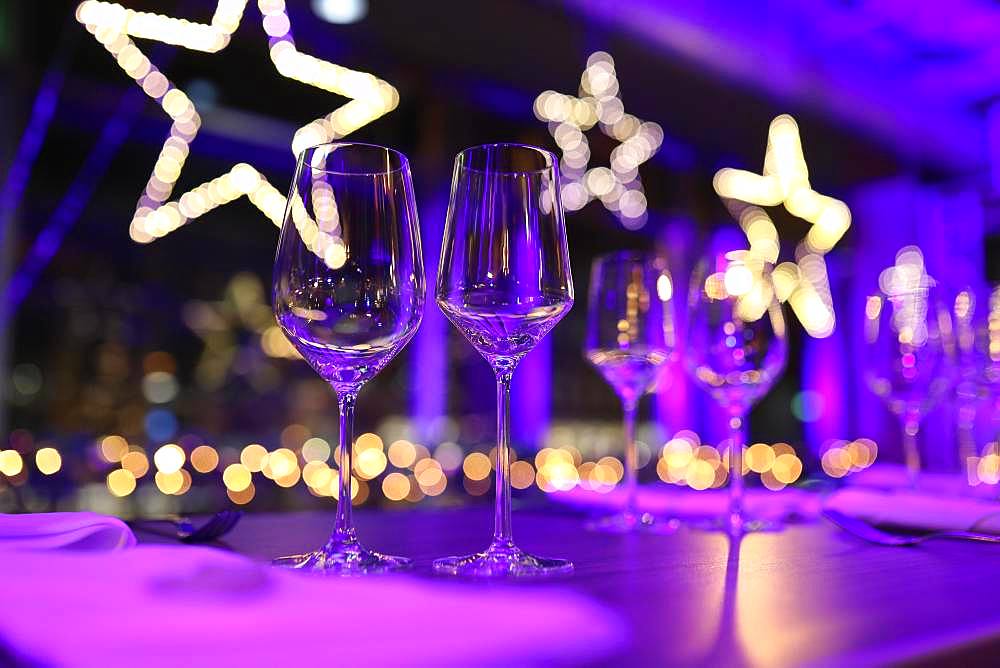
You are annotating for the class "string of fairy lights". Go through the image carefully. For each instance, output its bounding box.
[74,0,398,249]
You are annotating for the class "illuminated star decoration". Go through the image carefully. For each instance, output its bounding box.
[74,0,398,250]
[713,114,852,338]
[534,51,662,230]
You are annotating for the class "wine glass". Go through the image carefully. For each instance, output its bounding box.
[685,250,788,534]
[272,142,425,574]
[863,246,952,486]
[584,251,676,531]
[434,143,574,577]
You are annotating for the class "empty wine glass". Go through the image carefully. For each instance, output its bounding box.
[434,143,574,577]
[863,246,952,486]
[584,251,676,531]
[272,142,424,574]
[685,251,788,534]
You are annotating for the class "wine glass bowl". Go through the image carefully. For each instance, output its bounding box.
[685,251,787,533]
[272,142,424,574]
[434,143,574,577]
[584,251,675,531]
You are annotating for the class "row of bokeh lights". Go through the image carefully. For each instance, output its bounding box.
[0,426,918,510]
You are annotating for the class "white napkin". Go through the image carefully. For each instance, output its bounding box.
[0,545,624,667]
[0,512,136,551]
[825,487,1000,534]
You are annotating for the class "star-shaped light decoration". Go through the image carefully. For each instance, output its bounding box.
[74,0,398,263]
[534,52,662,230]
[713,114,851,338]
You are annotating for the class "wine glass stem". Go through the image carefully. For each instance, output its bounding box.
[622,399,639,519]
[333,391,358,542]
[728,409,745,531]
[902,408,921,487]
[493,371,514,548]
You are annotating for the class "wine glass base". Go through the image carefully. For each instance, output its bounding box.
[433,542,573,578]
[586,512,680,534]
[689,514,783,536]
[273,539,411,575]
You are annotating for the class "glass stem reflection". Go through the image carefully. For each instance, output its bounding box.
[333,390,358,542]
[622,399,638,520]
[728,409,745,531]
[493,370,514,548]
[902,406,921,487]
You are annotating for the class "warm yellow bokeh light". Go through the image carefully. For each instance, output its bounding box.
[354,448,388,480]
[382,472,410,501]
[387,439,417,468]
[155,470,184,494]
[35,447,62,475]
[100,435,129,463]
[355,432,384,454]
[223,463,252,492]
[190,444,219,473]
[153,443,185,474]
[107,468,136,497]
[121,450,150,478]
[463,452,492,481]
[240,443,269,472]
[228,482,255,505]
[0,450,24,477]
[510,460,535,489]
[301,437,331,463]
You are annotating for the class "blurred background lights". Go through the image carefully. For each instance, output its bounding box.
[713,114,849,339]
[107,468,136,497]
[190,445,220,473]
[534,52,662,230]
[223,463,252,492]
[312,0,367,24]
[99,435,129,463]
[35,447,62,475]
[121,450,150,478]
[141,371,179,403]
[791,390,825,422]
[153,443,185,474]
[0,450,25,477]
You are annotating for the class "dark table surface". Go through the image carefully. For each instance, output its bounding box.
[140,505,1000,667]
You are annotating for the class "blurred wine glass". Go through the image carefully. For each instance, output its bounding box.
[685,251,788,534]
[272,142,424,574]
[954,284,1000,483]
[434,143,574,577]
[584,252,675,531]
[863,246,952,487]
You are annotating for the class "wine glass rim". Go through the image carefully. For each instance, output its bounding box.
[296,141,410,176]
[456,142,557,175]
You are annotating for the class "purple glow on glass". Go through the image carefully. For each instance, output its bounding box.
[434,143,575,576]
[272,142,424,573]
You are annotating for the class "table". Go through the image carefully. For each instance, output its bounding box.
[140,506,1000,666]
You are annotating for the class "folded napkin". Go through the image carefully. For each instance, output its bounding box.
[552,485,822,521]
[825,487,1000,534]
[0,512,136,551]
[0,545,624,667]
